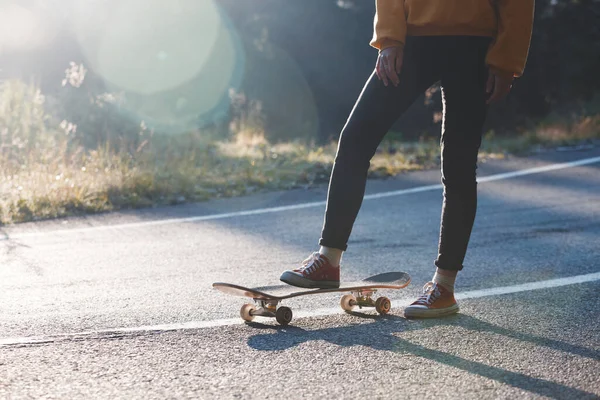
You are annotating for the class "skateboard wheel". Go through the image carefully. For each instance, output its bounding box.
[375,297,391,315]
[275,306,293,325]
[240,304,256,322]
[340,294,356,312]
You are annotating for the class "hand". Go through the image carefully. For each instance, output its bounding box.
[486,70,514,104]
[376,46,403,87]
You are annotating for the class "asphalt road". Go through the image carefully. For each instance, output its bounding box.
[1,146,600,399]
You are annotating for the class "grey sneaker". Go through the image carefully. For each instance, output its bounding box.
[404,282,459,318]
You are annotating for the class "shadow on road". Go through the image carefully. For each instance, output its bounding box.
[247,313,599,399]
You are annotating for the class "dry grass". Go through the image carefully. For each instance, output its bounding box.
[1,79,598,225]
[480,113,600,155]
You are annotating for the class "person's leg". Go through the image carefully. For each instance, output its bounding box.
[435,36,491,276]
[319,39,439,253]
[405,36,491,318]
[281,37,439,288]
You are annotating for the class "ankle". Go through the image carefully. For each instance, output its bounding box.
[436,267,458,278]
[433,268,457,293]
[319,246,343,267]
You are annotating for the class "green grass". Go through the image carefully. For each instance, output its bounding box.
[1,79,599,225]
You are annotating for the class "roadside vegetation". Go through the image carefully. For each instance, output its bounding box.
[0,75,598,225]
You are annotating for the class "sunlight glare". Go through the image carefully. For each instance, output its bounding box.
[0,4,47,53]
[70,0,243,132]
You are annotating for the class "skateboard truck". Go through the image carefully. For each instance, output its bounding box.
[240,289,392,326]
[241,300,293,325]
[341,289,391,315]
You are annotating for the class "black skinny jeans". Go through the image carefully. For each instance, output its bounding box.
[319,36,492,272]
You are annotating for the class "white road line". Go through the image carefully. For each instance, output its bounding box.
[1,201,327,240]
[1,271,599,347]
[476,155,600,183]
[2,155,600,240]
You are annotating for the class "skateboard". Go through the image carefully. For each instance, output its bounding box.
[213,271,411,325]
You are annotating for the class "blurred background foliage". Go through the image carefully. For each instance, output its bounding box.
[0,0,598,223]
[0,0,597,144]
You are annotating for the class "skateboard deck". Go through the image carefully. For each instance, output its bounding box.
[213,272,411,325]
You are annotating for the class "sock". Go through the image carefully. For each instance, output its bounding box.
[432,269,456,293]
[319,246,343,267]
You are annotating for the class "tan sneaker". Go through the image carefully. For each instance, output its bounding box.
[404,282,459,318]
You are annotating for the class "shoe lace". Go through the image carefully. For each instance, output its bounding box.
[413,282,442,306]
[299,252,325,275]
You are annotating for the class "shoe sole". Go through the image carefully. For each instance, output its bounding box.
[280,271,339,289]
[404,303,459,319]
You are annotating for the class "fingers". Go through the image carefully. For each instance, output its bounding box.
[375,57,382,81]
[376,47,403,87]
[486,72,494,95]
[384,55,400,86]
[378,56,389,86]
[487,87,500,104]
[395,51,403,74]
[486,81,511,104]
[486,72,513,104]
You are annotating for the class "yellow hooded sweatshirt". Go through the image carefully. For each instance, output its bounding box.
[370,0,535,79]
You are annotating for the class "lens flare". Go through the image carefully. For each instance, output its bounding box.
[240,43,319,142]
[71,0,243,133]
[0,3,51,53]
